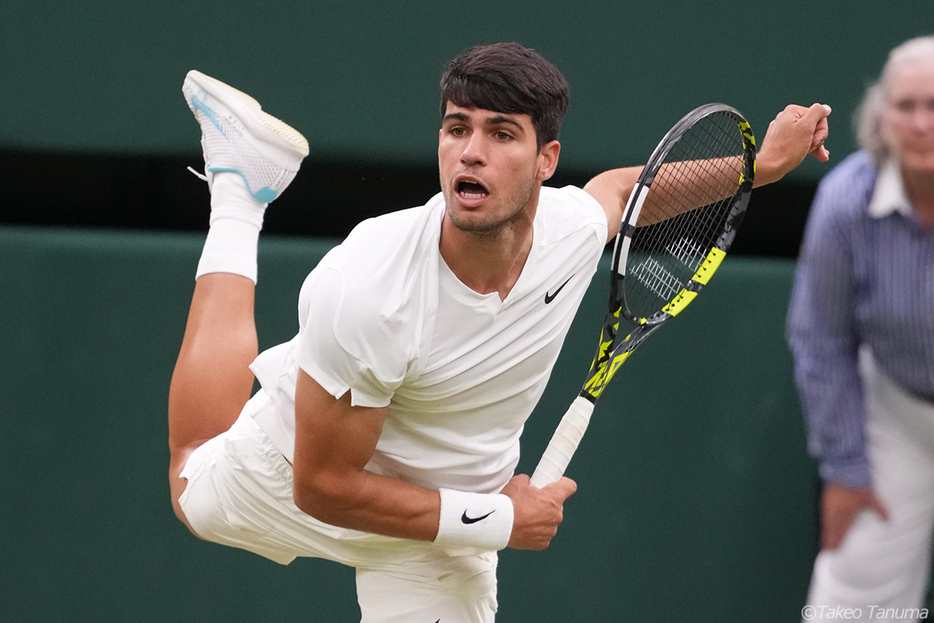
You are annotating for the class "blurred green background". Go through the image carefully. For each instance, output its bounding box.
[2,1,932,620]
[1,230,818,621]
[4,0,930,252]
[3,0,930,173]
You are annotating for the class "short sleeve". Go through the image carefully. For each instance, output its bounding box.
[295,265,399,408]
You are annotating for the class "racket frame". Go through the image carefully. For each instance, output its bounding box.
[529,103,756,489]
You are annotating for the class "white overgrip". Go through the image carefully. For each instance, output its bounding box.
[530,395,595,488]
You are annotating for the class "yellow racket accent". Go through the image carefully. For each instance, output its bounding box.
[662,290,697,317]
[605,350,632,384]
[740,120,756,182]
[583,349,634,400]
[582,307,637,400]
[740,119,755,147]
[596,308,621,360]
[693,247,726,285]
[661,247,727,317]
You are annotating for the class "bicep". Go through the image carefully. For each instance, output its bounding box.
[293,369,386,503]
[291,369,442,540]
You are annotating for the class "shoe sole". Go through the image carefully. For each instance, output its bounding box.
[183,70,309,171]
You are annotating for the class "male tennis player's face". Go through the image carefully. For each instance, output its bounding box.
[438,102,559,235]
[881,55,934,174]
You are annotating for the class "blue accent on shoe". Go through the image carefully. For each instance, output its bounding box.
[252,187,278,203]
[191,96,226,137]
[208,166,278,203]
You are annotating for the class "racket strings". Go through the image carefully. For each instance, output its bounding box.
[624,111,746,319]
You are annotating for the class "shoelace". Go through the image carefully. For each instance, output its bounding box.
[187,166,210,183]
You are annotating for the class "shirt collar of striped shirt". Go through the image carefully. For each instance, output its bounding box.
[868,158,915,219]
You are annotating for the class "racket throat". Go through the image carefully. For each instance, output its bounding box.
[614,184,649,278]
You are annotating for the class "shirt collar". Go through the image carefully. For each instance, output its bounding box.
[868,158,915,219]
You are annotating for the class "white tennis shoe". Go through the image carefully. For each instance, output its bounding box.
[182,70,309,203]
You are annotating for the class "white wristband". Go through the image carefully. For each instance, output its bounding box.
[434,489,514,553]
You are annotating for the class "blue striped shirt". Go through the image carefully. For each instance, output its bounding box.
[787,151,934,487]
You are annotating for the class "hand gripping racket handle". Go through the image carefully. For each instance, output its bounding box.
[530,395,595,488]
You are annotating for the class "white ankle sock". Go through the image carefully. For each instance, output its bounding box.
[196,173,268,284]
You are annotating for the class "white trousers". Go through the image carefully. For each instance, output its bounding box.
[179,391,499,622]
[804,354,934,623]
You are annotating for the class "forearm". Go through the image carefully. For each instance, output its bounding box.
[293,464,441,541]
[587,104,830,241]
[292,370,514,548]
[584,156,747,237]
[292,372,572,551]
[294,463,516,551]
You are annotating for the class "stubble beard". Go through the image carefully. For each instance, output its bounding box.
[445,176,538,240]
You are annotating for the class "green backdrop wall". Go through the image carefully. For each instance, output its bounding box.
[1,226,824,621]
[3,0,932,178]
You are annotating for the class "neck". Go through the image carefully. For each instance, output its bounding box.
[440,209,535,301]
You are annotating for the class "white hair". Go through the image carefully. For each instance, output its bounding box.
[855,35,934,165]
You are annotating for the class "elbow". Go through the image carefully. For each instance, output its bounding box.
[292,476,330,520]
[292,482,323,518]
[292,471,355,526]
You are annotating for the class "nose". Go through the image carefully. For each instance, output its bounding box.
[460,132,487,166]
[907,101,934,133]
[919,102,934,132]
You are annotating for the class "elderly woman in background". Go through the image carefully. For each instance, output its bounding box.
[788,36,934,622]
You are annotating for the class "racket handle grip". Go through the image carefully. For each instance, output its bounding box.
[530,395,595,488]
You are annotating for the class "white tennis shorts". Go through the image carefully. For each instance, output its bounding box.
[178,390,499,622]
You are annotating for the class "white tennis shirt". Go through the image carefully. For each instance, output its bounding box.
[251,186,607,494]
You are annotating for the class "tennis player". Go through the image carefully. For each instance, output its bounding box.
[168,42,831,622]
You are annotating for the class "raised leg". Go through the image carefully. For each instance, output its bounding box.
[167,70,308,533]
[167,273,258,530]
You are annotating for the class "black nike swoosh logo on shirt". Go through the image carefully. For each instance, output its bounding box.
[461,510,495,524]
[544,275,574,304]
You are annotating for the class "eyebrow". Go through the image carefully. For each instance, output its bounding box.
[442,111,524,130]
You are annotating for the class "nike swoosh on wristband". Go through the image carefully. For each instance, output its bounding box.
[544,275,574,304]
[461,510,495,524]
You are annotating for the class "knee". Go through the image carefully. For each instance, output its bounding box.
[168,480,199,541]
[169,452,210,540]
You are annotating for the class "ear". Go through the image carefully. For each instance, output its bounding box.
[536,140,561,181]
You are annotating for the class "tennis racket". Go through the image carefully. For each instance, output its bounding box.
[530,103,756,488]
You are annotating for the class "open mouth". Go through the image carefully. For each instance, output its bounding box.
[457,179,489,200]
